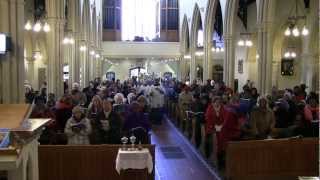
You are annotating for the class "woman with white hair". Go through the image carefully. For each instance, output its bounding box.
[114,93,126,104]
[65,106,92,145]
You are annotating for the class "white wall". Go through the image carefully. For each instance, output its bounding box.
[104,59,178,81]
[102,41,180,58]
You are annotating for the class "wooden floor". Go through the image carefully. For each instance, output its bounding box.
[151,117,221,180]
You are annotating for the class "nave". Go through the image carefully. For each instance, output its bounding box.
[152,117,220,180]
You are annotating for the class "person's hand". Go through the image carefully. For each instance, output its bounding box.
[77,123,86,129]
[215,125,223,132]
[72,126,81,133]
[100,120,110,131]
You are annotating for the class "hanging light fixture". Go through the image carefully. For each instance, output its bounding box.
[90,50,95,56]
[237,32,254,47]
[63,35,75,45]
[195,51,204,56]
[283,50,297,59]
[33,21,42,32]
[80,45,87,52]
[33,51,43,60]
[25,21,32,30]
[301,26,309,36]
[283,0,309,37]
[284,27,291,36]
[237,40,245,46]
[63,38,70,44]
[211,39,224,53]
[184,54,191,59]
[43,22,50,32]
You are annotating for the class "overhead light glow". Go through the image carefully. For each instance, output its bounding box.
[43,22,50,32]
[33,21,42,32]
[195,51,204,56]
[184,55,191,59]
[245,40,253,47]
[25,21,32,31]
[237,40,245,46]
[63,38,70,44]
[80,46,87,51]
[284,27,291,36]
[302,26,309,36]
[292,27,300,37]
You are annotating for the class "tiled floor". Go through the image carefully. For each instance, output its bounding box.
[151,118,221,180]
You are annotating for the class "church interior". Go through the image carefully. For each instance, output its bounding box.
[0,0,319,180]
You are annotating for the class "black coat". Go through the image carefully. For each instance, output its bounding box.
[94,111,122,144]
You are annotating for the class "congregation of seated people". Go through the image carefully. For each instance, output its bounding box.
[26,77,162,145]
[164,79,319,169]
[26,77,319,170]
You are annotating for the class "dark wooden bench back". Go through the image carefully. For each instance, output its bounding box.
[226,138,319,180]
[39,144,155,180]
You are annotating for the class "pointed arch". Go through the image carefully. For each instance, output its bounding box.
[181,15,190,54]
[204,0,223,80]
[204,0,220,46]
[190,3,202,48]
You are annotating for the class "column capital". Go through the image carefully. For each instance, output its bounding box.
[223,34,235,40]
[25,57,35,63]
[257,21,274,32]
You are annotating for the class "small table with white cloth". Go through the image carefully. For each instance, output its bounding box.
[115,148,153,175]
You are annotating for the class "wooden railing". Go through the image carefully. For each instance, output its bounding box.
[39,145,155,180]
[226,138,319,180]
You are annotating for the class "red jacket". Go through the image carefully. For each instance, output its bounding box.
[205,104,225,134]
[220,105,245,152]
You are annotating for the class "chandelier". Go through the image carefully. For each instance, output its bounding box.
[25,20,50,33]
[24,5,50,33]
[283,47,297,59]
[63,36,75,45]
[211,39,224,53]
[284,0,309,37]
[237,33,253,47]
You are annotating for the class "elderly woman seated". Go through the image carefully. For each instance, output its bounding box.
[64,106,92,145]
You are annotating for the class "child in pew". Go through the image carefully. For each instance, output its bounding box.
[65,106,92,145]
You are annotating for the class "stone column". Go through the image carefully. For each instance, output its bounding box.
[0,0,25,103]
[177,56,183,81]
[25,57,36,88]
[190,49,196,82]
[204,37,213,81]
[257,22,273,95]
[272,61,280,88]
[223,35,235,90]
[80,0,90,88]
[71,0,81,85]
[46,0,65,98]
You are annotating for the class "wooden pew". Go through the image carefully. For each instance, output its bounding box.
[39,144,155,180]
[226,138,319,180]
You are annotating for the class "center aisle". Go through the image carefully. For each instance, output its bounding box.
[151,117,221,180]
